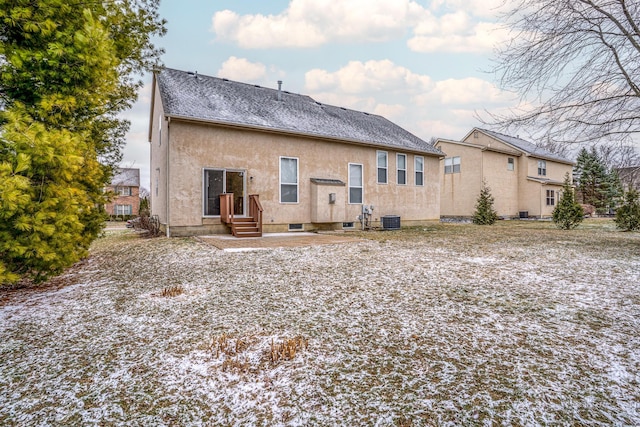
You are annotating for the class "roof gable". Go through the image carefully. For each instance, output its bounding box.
[468,128,574,165]
[155,68,443,156]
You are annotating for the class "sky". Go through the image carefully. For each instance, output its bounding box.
[120,0,519,189]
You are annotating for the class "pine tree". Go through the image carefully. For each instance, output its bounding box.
[0,1,165,284]
[473,181,499,225]
[574,147,622,214]
[614,190,640,231]
[553,173,584,230]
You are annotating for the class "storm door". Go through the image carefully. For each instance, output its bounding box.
[204,169,246,216]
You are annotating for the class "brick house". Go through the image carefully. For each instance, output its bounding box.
[105,168,141,217]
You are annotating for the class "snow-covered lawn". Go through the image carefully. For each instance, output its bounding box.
[1,220,639,426]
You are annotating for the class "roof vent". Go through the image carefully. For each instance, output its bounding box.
[277,80,283,101]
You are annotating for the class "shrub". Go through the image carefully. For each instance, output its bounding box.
[473,181,498,225]
[614,190,640,231]
[553,173,584,230]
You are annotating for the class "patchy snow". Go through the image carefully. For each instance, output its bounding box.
[1,222,639,426]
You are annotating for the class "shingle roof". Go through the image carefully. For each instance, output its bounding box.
[477,128,574,164]
[111,168,140,187]
[155,68,443,156]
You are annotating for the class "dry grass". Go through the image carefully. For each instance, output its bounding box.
[160,285,184,297]
[0,220,638,426]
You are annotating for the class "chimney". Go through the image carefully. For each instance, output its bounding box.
[277,80,283,101]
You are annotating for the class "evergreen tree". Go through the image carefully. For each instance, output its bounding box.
[473,181,498,225]
[573,147,623,214]
[553,173,584,230]
[0,1,165,284]
[614,190,640,231]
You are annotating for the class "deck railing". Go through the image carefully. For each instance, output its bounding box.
[219,193,234,224]
[248,194,263,234]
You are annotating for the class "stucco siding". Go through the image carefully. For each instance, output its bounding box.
[438,142,482,217]
[160,121,440,233]
[482,151,519,217]
[150,82,169,225]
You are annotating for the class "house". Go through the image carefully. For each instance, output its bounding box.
[148,68,444,237]
[616,166,640,192]
[105,168,141,217]
[434,128,575,219]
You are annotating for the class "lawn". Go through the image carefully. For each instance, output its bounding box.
[1,220,639,426]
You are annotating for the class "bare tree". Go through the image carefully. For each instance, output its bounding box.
[485,0,640,145]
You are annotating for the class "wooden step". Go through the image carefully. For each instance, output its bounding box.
[229,220,261,237]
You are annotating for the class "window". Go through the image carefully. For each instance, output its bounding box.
[546,189,555,206]
[538,160,547,176]
[280,157,298,203]
[415,156,424,186]
[349,163,363,204]
[397,154,407,185]
[158,115,162,146]
[115,204,132,215]
[204,169,245,216]
[507,157,514,171]
[377,151,387,184]
[115,186,131,196]
[444,156,461,174]
[342,222,355,229]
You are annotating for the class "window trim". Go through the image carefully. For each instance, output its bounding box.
[279,156,299,204]
[377,150,388,184]
[348,163,364,204]
[415,156,424,186]
[546,189,555,206]
[115,186,131,196]
[115,204,132,215]
[397,153,407,185]
[538,160,547,176]
[444,156,461,174]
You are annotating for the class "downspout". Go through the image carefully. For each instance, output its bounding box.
[166,116,171,237]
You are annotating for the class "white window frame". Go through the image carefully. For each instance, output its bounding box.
[115,186,131,196]
[397,153,407,185]
[538,160,547,176]
[377,151,388,184]
[507,157,514,171]
[348,163,363,204]
[444,156,461,174]
[279,156,299,204]
[115,204,132,215]
[415,156,424,186]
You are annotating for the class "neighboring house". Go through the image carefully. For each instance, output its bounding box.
[105,168,141,217]
[617,166,640,192]
[434,128,574,219]
[148,68,444,237]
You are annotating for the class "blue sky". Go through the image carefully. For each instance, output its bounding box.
[121,0,517,188]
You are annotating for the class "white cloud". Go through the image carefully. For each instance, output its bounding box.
[373,103,406,120]
[303,60,516,140]
[305,60,432,94]
[408,13,509,53]
[211,0,508,53]
[212,0,428,48]
[414,77,513,106]
[217,56,267,82]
